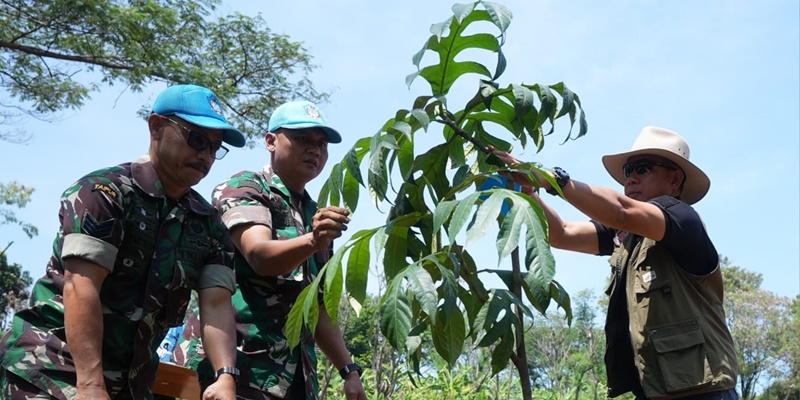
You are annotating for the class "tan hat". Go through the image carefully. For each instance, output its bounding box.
[601,126,710,204]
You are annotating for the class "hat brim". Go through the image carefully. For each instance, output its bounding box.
[175,112,247,148]
[279,123,342,144]
[602,148,710,204]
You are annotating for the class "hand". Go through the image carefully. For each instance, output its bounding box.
[75,385,111,400]
[202,374,236,400]
[343,373,367,400]
[310,206,350,250]
[489,146,549,190]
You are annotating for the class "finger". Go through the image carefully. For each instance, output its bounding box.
[319,206,349,215]
[315,211,351,224]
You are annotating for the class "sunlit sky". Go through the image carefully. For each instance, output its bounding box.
[1,0,798,304]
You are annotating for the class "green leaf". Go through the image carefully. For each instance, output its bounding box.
[420,61,492,96]
[414,9,501,95]
[384,221,409,280]
[512,84,534,117]
[303,275,321,334]
[483,1,513,32]
[452,2,477,23]
[391,120,413,141]
[430,18,452,39]
[405,264,438,323]
[345,232,373,306]
[466,190,504,246]
[342,171,360,212]
[447,192,481,245]
[317,179,331,208]
[324,250,346,322]
[432,307,466,367]
[493,45,507,80]
[380,275,413,350]
[433,257,460,322]
[551,279,573,323]
[410,108,431,131]
[398,136,414,181]
[345,144,366,187]
[477,312,511,347]
[383,213,425,279]
[286,283,318,349]
[328,162,343,207]
[433,200,458,235]
[405,71,421,88]
[412,143,451,201]
[490,331,515,375]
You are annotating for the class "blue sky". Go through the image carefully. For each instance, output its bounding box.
[1,0,798,303]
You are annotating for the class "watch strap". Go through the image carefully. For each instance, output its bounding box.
[546,167,570,196]
[215,366,240,382]
[338,363,362,379]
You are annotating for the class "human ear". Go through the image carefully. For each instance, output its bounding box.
[148,115,164,139]
[671,170,685,188]
[265,132,277,151]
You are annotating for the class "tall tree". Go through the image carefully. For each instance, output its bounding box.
[722,259,793,400]
[525,290,606,400]
[0,251,33,331]
[287,2,588,399]
[1,0,327,142]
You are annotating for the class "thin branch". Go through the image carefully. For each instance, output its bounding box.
[0,241,12,256]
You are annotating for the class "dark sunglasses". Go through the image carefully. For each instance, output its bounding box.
[165,117,229,160]
[622,160,676,178]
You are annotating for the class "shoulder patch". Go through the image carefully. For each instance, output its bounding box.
[92,183,117,199]
[82,212,115,239]
[237,180,263,193]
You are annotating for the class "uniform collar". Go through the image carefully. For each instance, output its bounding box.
[131,155,215,216]
[261,164,312,203]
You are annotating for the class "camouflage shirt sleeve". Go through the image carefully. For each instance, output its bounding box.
[212,171,273,231]
[197,211,236,292]
[59,175,125,271]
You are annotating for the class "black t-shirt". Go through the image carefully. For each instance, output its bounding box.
[592,195,718,275]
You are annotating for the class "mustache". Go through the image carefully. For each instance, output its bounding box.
[186,161,210,174]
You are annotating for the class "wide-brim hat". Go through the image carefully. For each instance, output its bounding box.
[601,126,710,204]
[152,84,246,148]
[268,100,342,144]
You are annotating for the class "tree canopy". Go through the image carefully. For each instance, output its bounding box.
[0,0,327,142]
[0,181,37,239]
[0,251,33,331]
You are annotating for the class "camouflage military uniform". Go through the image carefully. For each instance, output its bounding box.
[0,156,235,400]
[179,165,330,400]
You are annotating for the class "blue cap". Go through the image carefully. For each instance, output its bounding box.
[478,174,521,217]
[268,101,342,144]
[151,84,246,148]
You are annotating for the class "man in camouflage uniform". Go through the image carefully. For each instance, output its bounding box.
[0,84,243,400]
[178,101,366,400]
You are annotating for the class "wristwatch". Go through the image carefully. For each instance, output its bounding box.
[546,167,570,196]
[215,366,240,382]
[338,363,363,379]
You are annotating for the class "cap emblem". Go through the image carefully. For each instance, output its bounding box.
[208,96,223,116]
[305,104,321,120]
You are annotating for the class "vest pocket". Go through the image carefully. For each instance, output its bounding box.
[650,319,713,393]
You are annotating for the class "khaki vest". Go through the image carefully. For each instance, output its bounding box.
[605,234,738,399]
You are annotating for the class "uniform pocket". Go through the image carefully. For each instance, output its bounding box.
[650,319,713,393]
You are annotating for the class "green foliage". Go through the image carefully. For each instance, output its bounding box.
[723,259,796,400]
[0,0,326,141]
[0,181,38,238]
[525,290,605,399]
[0,252,33,331]
[290,2,589,392]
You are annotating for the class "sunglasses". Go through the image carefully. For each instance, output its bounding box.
[165,117,229,160]
[622,160,676,178]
